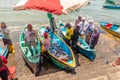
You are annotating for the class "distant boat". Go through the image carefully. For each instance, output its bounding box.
[58,21,96,61]
[38,26,76,69]
[100,21,120,38]
[106,0,114,4]
[0,33,8,58]
[106,0,120,5]
[19,26,41,76]
[103,3,120,9]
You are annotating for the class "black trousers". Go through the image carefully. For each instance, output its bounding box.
[0,69,8,80]
[66,39,71,46]
[90,44,95,49]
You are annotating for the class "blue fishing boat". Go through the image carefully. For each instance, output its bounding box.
[103,4,120,9]
[0,33,8,58]
[0,33,2,38]
[58,21,96,61]
[19,26,41,76]
[0,45,8,58]
[38,26,76,69]
[100,21,120,38]
[106,0,114,4]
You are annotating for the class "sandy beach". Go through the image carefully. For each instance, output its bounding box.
[0,0,120,79]
[5,22,120,80]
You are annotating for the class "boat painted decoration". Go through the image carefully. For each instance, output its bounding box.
[100,21,120,38]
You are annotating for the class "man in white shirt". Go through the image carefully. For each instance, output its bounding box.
[85,19,95,44]
[78,17,88,38]
[25,24,38,56]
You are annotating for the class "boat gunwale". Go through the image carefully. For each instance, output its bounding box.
[38,26,76,68]
[19,27,41,64]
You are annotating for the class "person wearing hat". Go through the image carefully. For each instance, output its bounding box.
[78,17,88,38]
[85,19,95,45]
[42,32,50,52]
[45,26,50,33]
[41,32,50,60]
[0,22,15,54]
[65,23,73,46]
[24,24,39,57]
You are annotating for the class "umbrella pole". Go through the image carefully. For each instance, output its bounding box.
[47,13,57,46]
[47,13,56,33]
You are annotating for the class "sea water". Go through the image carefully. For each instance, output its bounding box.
[0,0,120,26]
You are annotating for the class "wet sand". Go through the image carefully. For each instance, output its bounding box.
[6,23,120,80]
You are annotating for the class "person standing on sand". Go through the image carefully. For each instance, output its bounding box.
[90,28,100,49]
[78,17,88,39]
[72,26,81,66]
[72,26,81,48]
[0,22,15,54]
[65,23,73,46]
[85,19,95,45]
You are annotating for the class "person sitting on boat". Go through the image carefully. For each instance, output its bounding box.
[24,24,39,57]
[0,22,15,54]
[78,17,88,39]
[85,19,95,45]
[90,27,100,49]
[41,32,50,58]
[45,26,50,33]
[65,23,73,46]
[0,55,8,80]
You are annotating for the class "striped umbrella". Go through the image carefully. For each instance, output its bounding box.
[13,0,89,15]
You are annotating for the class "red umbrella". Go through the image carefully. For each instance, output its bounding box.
[13,0,89,15]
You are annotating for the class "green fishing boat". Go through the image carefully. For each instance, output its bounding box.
[58,21,96,61]
[19,26,41,76]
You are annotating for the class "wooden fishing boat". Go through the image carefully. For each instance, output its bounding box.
[106,0,114,4]
[0,33,8,58]
[38,26,76,69]
[58,21,96,61]
[0,46,8,58]
[100,21,120,38]
[0,33,2,38]
[19,26,41,76]
[103,4,120,9]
